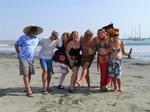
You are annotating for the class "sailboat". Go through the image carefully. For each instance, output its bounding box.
[132,24,144,41]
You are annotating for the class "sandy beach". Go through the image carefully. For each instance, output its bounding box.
[0,55,150,112]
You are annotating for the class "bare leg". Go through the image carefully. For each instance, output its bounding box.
[85,69,91,89]
[112,77,117,91]
[28,75,31,83]
[47,74,51,90]
[23,75,33,96]
[42,71,48,91]
[117,78,123,92]
[69,67,79,90]
[76,62,90,86]
[24,75,31,92]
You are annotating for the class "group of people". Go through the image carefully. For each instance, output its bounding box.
[15,23,132,97]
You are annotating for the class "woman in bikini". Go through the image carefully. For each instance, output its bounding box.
[76,29,96,89]
[95,28,112,91]
[65,31,82,92]
[108,28,132,92]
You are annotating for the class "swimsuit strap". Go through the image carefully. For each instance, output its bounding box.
[112,47,121,52]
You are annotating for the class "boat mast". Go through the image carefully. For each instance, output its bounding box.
[139,24,141,39]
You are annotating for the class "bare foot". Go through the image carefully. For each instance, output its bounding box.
[76,80,81,87]
[112,89,117,92]
[118,89,123,92]
[87,87,91,91]
[26,93,34,97]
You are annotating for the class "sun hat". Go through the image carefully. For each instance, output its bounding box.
[23,25,43,35]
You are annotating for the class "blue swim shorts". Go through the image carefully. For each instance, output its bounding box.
[40,58,53,75]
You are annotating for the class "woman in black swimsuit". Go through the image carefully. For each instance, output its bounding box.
[66,31,82,92]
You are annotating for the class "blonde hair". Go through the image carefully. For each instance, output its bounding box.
[84,29,93,39]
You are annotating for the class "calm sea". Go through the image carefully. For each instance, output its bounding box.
[124,39,150,61]
[0,39,150,61]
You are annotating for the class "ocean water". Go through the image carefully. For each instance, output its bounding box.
[124,39,150,61]
[0,39,150,61]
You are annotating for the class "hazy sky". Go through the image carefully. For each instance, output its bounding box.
[0,0,150,40]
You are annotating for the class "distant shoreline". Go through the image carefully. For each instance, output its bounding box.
[0,40,15,46]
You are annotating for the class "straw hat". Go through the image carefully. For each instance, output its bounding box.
[23,25,43,35]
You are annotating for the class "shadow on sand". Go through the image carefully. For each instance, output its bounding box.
[0,85,112,97]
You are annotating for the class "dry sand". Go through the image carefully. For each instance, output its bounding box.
[0,56,150,112]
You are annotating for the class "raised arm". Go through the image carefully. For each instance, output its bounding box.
[122,41,128,55]
[121,41,132,58]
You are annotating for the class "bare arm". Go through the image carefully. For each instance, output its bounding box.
[15,44,20,55]
[15,44,20,59]
[91,37,98,53]
[122,41,132,58]
[65,42,72,62]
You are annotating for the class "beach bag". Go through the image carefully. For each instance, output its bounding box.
[52,50,67,64]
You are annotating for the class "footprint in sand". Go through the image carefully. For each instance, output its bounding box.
[116,92,134,100]
[129,104,139,112]
[58,97,64,104]
[107,102,117,106]
[72,97,88,104]
[132,75,144,79]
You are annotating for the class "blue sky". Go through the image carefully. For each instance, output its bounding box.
[0,0,150,40]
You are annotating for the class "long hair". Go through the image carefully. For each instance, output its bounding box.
[83,29,93,40]
[69,31,78,40]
